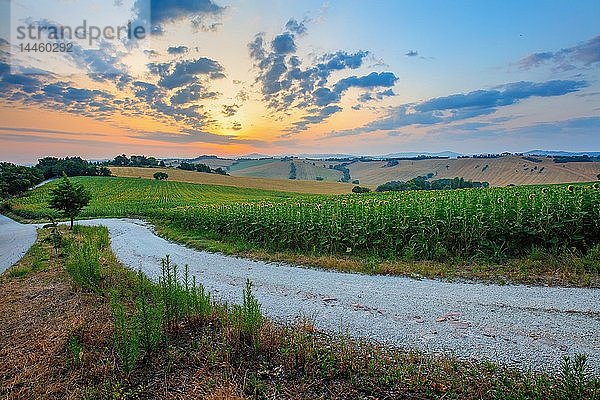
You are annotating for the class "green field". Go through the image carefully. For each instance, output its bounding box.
[6,176,299,220]
[7,177,600,266]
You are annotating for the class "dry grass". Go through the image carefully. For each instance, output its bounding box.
[110,166,353,195]
[0,230,115,400]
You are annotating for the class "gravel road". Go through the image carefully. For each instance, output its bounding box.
[72,218,599,373]
[0,215,37,274]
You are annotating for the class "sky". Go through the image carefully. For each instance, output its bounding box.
[0,0,599,164]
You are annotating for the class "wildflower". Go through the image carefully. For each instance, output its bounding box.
[594,183,599,189]
[541,187,548,194]
[346,247,352,253]
[528,194,535,200]
[567,185,574,192]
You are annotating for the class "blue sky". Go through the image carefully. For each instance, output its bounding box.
[0,0,599,162]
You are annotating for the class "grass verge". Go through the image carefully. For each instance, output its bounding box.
[1,226,598,399]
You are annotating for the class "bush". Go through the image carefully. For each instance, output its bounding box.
[153,172,168,180]
[352,186,371,193]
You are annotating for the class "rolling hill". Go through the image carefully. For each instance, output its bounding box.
[109,166,353,194]
[224,155,600,188]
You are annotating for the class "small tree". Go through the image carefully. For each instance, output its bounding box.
[153,172,168,180]
[49,175,91,229]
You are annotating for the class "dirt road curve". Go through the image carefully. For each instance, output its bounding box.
[0,215,37,274]
[78,218,599,373]
[1,215,598,372]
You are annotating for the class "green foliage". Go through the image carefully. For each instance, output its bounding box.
[352,186,371,193]
[195,163,211,173]
[111,292,141,373]
[161,183,600,261]
[0,162,43,198]
[67,334,84,366]
[36,156,110,179]
[289,161,297,180]
[64,227,104,291]
[377,176,489,192]
[153,171,168,180]
[242,279,263,348]
[558,354,596,400]
[48,175,91,228]
[333,163,352,182]
[107,154,158,167]
[177,162,196,171]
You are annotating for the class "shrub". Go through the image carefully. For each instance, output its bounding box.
[352,186,371,193]
[153,172,168,180]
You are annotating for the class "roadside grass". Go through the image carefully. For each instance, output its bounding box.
[0,226,598,398]
[153,220,600,288]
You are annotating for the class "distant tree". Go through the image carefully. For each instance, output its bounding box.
[195,163,212,173]
[153,172,168,180]
[352,179,360,184]
[597,173,600,180]
[96,166,112,176]
[315,176,324,181]
[112,154,130,166]
[177,162,196,171]
[288,162,297,180]
[214,167,228,175]
[48,175,91,229]
[159,160,166,167]
[352,186,371,193]
[0,162,43,198]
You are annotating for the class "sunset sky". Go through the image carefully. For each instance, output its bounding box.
[1,0,599,164]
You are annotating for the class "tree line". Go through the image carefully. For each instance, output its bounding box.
[376,176,489,192]
[177,162,228,175]
[1,157,110,198]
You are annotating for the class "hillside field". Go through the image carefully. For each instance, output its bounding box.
[110,166,353,194]
[225,156,600,188]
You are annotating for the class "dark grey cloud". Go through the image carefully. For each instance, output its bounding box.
[286,105,343,134]
[248,20,397,133]
[167,46,189,55]
[285,18,308,35]
[148,57,225,89]
[327,79,588,137]
[358,88,395,102]
[170,84,219,105]
[519,35,600,70]
[416,80,587,112]
[150,0,224,26]
[272,33,297,54]
[334,71,398,92]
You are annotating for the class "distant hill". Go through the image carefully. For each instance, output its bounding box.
[524,150,600,157]
[227,155,600,188]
